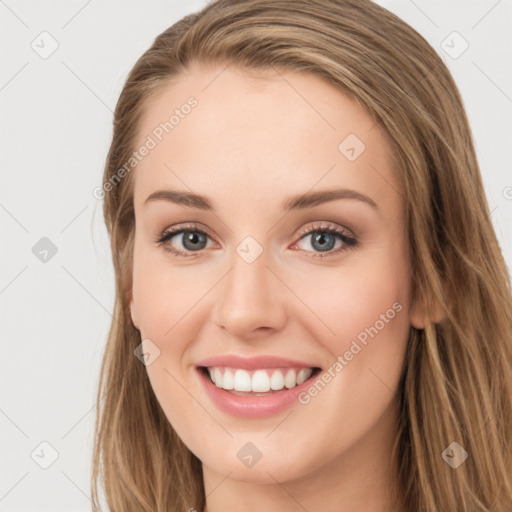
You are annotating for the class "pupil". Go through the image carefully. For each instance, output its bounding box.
[313,232,334,252]
[183,231,206,251]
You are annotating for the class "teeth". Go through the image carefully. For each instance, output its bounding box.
[252,370,271,392]
[206,366,314,392]
[284,369,296,389]
[213,367,223,388]
[222,368,234,390]
[296,368,311,385]
[234,369,252,391]
[270,370,284,390]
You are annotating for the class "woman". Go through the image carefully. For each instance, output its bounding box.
[92,1,512,510]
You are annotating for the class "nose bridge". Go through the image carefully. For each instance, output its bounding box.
[212,239,286,337]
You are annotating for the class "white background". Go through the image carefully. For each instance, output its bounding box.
[1,1,511,510]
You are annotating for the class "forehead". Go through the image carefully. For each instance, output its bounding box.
[131,63,402,215]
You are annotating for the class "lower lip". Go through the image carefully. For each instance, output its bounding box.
[196,367,319,418]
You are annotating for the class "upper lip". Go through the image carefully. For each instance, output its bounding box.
[196,354,321,370]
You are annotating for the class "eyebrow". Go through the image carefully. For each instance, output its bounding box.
[143,188,378,212]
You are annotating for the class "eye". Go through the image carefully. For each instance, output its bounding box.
[290,221,358,258]
[155,223,214,258]
[155,221,358,259]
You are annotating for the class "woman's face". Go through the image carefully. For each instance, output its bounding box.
[129,63,421,488]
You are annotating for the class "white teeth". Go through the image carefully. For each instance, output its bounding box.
[284,369,296,389]
[269,370,285,390]
[252,370,271,392]
[296,368,312,385]
[213,367,223,388]
[206,366,315,392]
[222,368,234,390]
[234,369,252,391]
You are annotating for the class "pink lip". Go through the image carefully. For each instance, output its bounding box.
[195,364,321,419]
[195,354,318,370]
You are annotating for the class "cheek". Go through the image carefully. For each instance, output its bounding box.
[131,240,209,341]
[130,247,210,442]
[284,256,410,349]
[286,254,411,408]
[131,245,214,416]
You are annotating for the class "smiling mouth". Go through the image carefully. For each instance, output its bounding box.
[199,366,322,395]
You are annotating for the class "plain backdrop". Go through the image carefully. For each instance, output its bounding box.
[1,1,511,510]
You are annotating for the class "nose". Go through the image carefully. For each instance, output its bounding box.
[211,247,287,340]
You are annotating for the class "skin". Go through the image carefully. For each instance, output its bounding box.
[129,62,428,512]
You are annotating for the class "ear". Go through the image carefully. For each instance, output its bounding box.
[410,296,445,329]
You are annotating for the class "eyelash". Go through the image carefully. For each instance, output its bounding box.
[155,221,358,259]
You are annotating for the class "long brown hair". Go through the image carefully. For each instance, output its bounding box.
[92,1,512,510]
